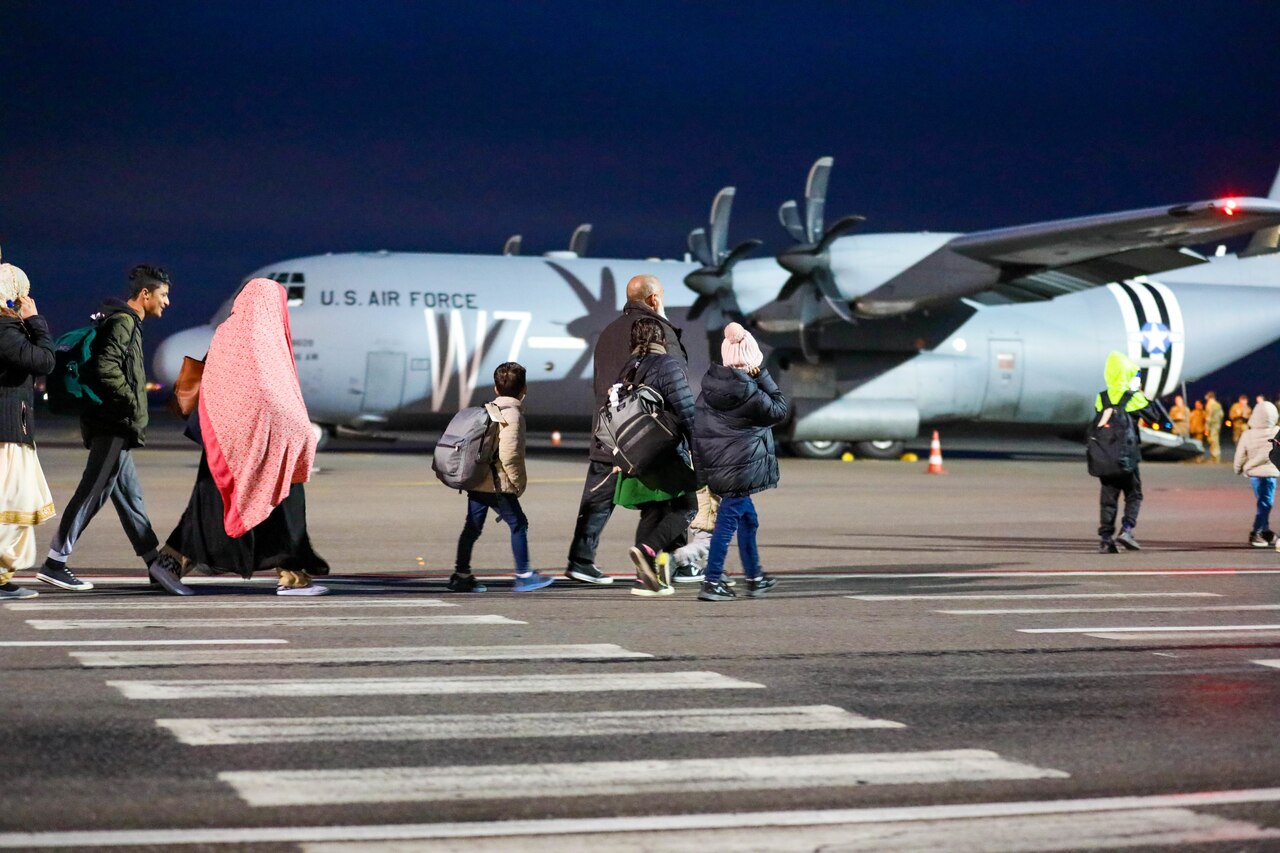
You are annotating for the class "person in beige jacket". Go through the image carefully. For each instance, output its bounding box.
[1232,400,1279,548]
[448,362,554,593]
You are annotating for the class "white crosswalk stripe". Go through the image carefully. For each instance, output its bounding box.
[108,670,764,700]
[218,750,1069,807]
[6,790,1280,850]
[0,639,288,648]
[939,604,1280,615]
[1249,659,1280,670]
[3,599,457,610]
[157,705,904,745]
[848,592,1221,601]
[25,614,519,630]
[73,643,652,668]
[1019,624,1280,634]
[298,809,1280,852]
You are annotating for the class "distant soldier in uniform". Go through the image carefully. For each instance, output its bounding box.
[1189,400,1207,460]
[1203,391,1224,462]
[1230,395,1253,445]
[1169,394,1190,438]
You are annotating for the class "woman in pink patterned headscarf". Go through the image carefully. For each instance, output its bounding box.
[150,279,329,595]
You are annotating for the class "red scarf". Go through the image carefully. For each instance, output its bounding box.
[199,279,316,537]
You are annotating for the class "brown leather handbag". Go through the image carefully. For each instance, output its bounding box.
[168,356,205,417]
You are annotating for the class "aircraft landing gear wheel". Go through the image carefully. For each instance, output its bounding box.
[311,422,331,451]
[790,440,850,460]
[852,439,906,460]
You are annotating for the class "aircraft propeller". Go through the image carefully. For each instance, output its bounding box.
[775,156,865,325]
[683,187,762,321]
[569,223,592,257]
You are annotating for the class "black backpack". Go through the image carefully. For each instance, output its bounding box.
[1086,389,1141,478]
[594,358,682,476]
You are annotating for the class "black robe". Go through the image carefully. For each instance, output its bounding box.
[166,412,328,578]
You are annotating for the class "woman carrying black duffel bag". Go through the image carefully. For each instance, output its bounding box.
[612,317,697,597]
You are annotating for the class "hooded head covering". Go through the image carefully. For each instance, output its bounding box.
[1103,351,1140,399]
[1248,400,1278,430]
[0,256,31,312]
[721,322,763,371]
[199,278,316,538]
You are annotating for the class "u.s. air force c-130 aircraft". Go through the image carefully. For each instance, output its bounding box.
[154,158,1280,458]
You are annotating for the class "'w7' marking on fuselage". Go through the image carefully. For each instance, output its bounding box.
[422,309,532,411]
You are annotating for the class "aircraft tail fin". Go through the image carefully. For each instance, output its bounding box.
[1243,163,1280,256]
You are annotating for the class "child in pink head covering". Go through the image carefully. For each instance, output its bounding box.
[689,323,789,601]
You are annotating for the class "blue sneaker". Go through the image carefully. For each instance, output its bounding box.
[513,571,554,592]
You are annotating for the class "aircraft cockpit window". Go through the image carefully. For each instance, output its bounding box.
[290,273,305,283]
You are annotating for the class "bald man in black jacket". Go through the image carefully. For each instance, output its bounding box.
[563,275,687,585]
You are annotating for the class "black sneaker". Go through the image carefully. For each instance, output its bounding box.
[1098,538,1119,554]
[36,562,94,591]
[672,564,705,584]
[148,553,194,596]
[698,579,736,601]
[1249,531,1268,548]
[564,564,614,585]
[1264,530,1278,546]
[447,572,488,593]
[1116,529,1141,551]
[745,574,777,598]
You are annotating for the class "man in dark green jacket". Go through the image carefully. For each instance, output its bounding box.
[38,265,175,592]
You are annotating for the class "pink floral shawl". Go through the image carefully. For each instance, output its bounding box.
[199,279,316,537]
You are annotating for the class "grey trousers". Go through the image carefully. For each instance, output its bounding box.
[47,435,159,565]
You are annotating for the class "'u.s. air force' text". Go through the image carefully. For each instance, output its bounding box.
[318,290,478,308]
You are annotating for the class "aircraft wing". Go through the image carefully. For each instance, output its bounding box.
[855,196,1280,313]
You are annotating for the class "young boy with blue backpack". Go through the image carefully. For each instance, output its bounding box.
[434,362,553,593]
[691,323,789,602]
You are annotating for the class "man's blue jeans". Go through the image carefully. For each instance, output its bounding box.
[705,494,760,584]
[456,492,529,572]
[1251,476,1276,533]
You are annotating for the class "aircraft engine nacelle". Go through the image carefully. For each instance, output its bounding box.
[789,397,920,442]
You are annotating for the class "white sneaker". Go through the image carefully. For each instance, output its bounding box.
[630,582,674,598]
[277,584,330,596]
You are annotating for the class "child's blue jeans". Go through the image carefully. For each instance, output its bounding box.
[456,492,529,572]
[705,494,760,584]
[1251,476,1276,533]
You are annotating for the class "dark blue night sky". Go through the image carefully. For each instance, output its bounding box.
[4,1,1280,396]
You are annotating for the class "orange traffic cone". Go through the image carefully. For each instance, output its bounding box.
[925,430,946,474]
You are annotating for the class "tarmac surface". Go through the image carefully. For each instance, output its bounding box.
[2,418,1278,850]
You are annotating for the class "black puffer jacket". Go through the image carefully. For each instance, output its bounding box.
[692,365,789,497]
[622,347,696,492]
[589,303,687,463]
[0,314,56,446]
